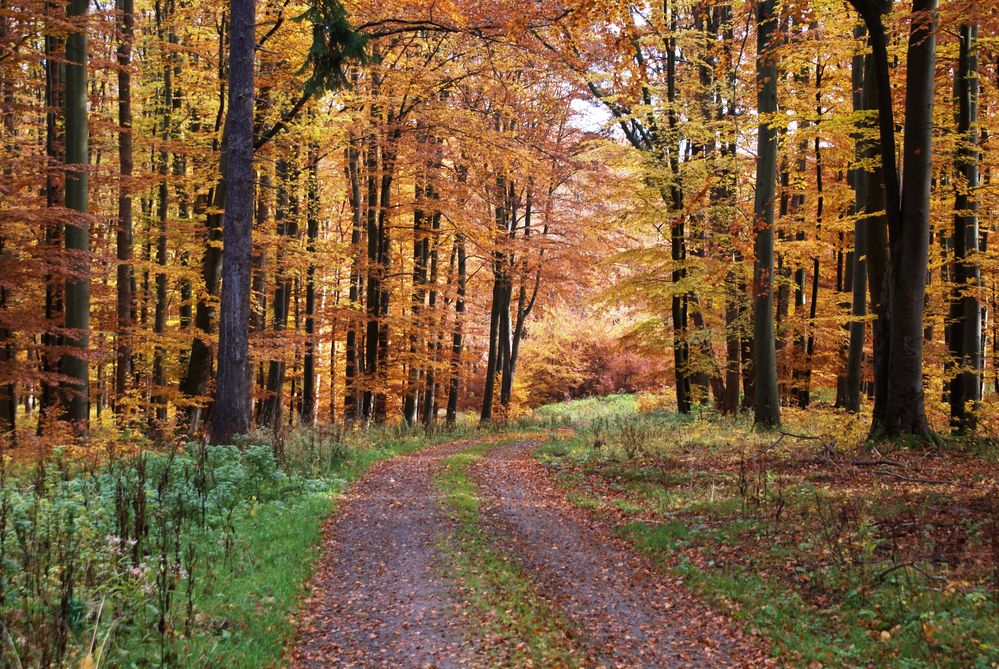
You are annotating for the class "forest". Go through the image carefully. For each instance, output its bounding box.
[0,0,997,666]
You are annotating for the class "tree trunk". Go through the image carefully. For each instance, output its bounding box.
[151,0,172,433]
[403,170,428,426]
[301,145,320,425]
[446,232,466,426]
[344,142,363,422]
[0,12,13,442]
[39,4,64,433]
[114,0,134,418]
[62,0,90,431]
[948,23,981,433]
[845,31,869,413]
[752,0,780,428]
[261,159,296,429]
[210,0,254,444]
[362,132,379,421]
[421,210,442,429]
[882,0,936,438]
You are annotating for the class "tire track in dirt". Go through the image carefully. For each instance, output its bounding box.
[471,440,774,669]
[291,440,480,669]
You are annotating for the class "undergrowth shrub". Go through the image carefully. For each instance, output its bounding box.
[0,425,420,669]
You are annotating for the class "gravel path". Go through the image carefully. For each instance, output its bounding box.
[291,440,478,669]
[472,440,773,669]
[291,437,772,668]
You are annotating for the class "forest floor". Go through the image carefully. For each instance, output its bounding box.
[290,432,770,668]
[289,396,998,669]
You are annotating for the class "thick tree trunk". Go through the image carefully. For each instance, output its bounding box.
[62,0,90,431]
[948,24,981,433]
[882,0,936,438]
[0,12,13,441]
[39,6,64,433]
[114,0,134,417]
[752,0,780,428]
[180,138,226,433]
[210,0,254,444]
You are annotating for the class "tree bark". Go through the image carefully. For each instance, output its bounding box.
[344,141,363,422]
[882,0,936,438]
[446,232,466,426]
[301,145,320,425]
[62,0,90,431]
[752,0,780,428]
[948,23,981,433]
[845,30,869,413]
[114,0,134,418]
[210,0,255,444]
[261,158,297,429]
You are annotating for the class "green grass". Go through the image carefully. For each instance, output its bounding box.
[534,393,638,423]
[434,440,587,667]
[185,493,332,668]
[182,433,431,668]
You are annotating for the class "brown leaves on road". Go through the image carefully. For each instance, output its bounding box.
[471,441,775,669]
[290,438,774,667]
[290,440,481,669]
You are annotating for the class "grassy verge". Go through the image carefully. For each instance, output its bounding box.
[183,430,434,668]
[536,408,999,669]
[433,439,586,667]
[0,426,441,669]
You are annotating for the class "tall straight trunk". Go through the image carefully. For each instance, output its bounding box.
[666,10,691,414]
[846,31,869,413]
[362,132,379,421]
[0,18,12,442]
[720,13,740,415]
[152,0,172,431]
[421,211,442,428]
[210,0,254,444]
[248,166,269,422]
[848,2,902,433]
[39,4,64,432]
[500,189,536,410]
[344,143,363,421]
[948,23,981,433]
[446,232,466,426]
[373,134,397,424]
[863,57,890,419]
[180,28,227,434]
[723,266,741,414]
[301,145,319,425]
[114,0,134,416]
[481,176,510,423]
[403,172,428,426]
[62,0,90,430]
[882,0,936,438]
[261,159,296,429]
[752,0,780,428]
[797,60,825,408]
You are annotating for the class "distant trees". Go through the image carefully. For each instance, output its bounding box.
[0,0,996,445]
